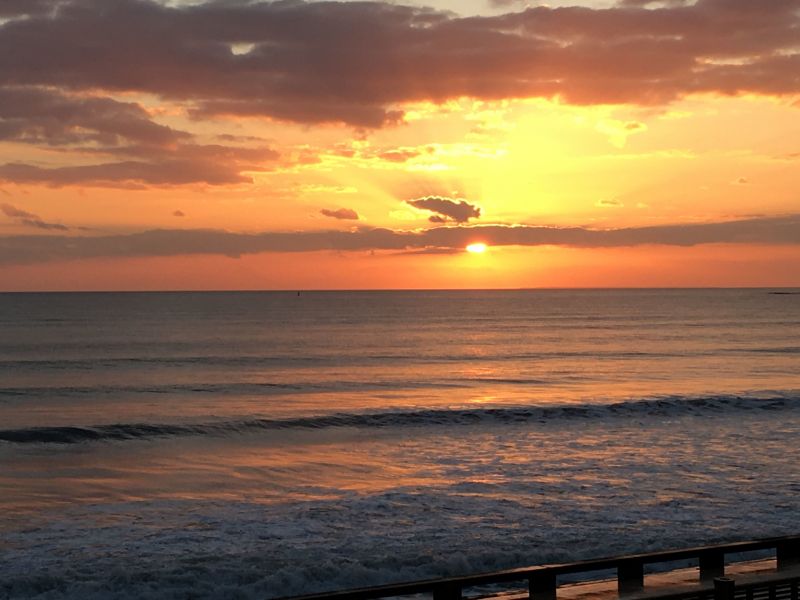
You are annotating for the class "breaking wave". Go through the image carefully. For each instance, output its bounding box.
[1,393,796,445]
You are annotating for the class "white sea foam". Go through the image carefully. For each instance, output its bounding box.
[1,490,799,599]
[3,404,800,599]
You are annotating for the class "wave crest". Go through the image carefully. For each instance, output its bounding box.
[1,394,797,445]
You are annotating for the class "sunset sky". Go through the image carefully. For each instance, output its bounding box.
[1,0,799,290]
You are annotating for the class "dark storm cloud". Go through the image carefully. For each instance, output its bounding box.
[1,214,797,265]
[1,202,69,231]
[1,0,799,130]
[320,208,360,220]
[408,197,482,223]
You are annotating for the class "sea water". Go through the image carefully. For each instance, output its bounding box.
[1,289,799,599]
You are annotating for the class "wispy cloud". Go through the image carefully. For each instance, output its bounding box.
[0,143,279,187]
[1,202,69,231]
[596,199,624,208]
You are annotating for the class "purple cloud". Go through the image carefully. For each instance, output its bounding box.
[1,214,798,265]
[0,0,798,129]
[320,208,360,220]
[1,202,69,231]
[408,196,481,223]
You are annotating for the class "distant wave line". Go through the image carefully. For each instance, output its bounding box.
[0,380,469,399]
[1,345,797,372]
[1,394,797,445]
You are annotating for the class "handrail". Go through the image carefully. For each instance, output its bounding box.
[646,572,800,600]
[275,534,800,600]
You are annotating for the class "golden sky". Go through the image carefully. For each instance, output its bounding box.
[1,0,799,290]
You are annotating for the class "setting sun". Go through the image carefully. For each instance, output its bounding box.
[466,243,488,254]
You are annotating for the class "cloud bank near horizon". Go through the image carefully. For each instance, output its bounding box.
[1,214,797,265]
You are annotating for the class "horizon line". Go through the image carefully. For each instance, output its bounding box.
[2,286,799,294]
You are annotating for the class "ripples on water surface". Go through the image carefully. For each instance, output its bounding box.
[0,289,799,599]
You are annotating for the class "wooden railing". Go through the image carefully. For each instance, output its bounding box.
[276,535,800,600]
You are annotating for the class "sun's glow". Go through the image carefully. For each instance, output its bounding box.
[466,243,487,254]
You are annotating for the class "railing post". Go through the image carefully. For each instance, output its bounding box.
[528,572,557,600]
[777,539,800,571]
[432,582,462,600]
[700,550,725,581]
[618,559,644,596]
[714,577,735,600]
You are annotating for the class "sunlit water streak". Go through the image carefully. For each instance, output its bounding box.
[0,289,798,599]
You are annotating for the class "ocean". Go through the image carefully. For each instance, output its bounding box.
[1,289,799,599]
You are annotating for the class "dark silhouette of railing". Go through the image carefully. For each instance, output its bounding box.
[646,573,800,600]
[276,535,800,600]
